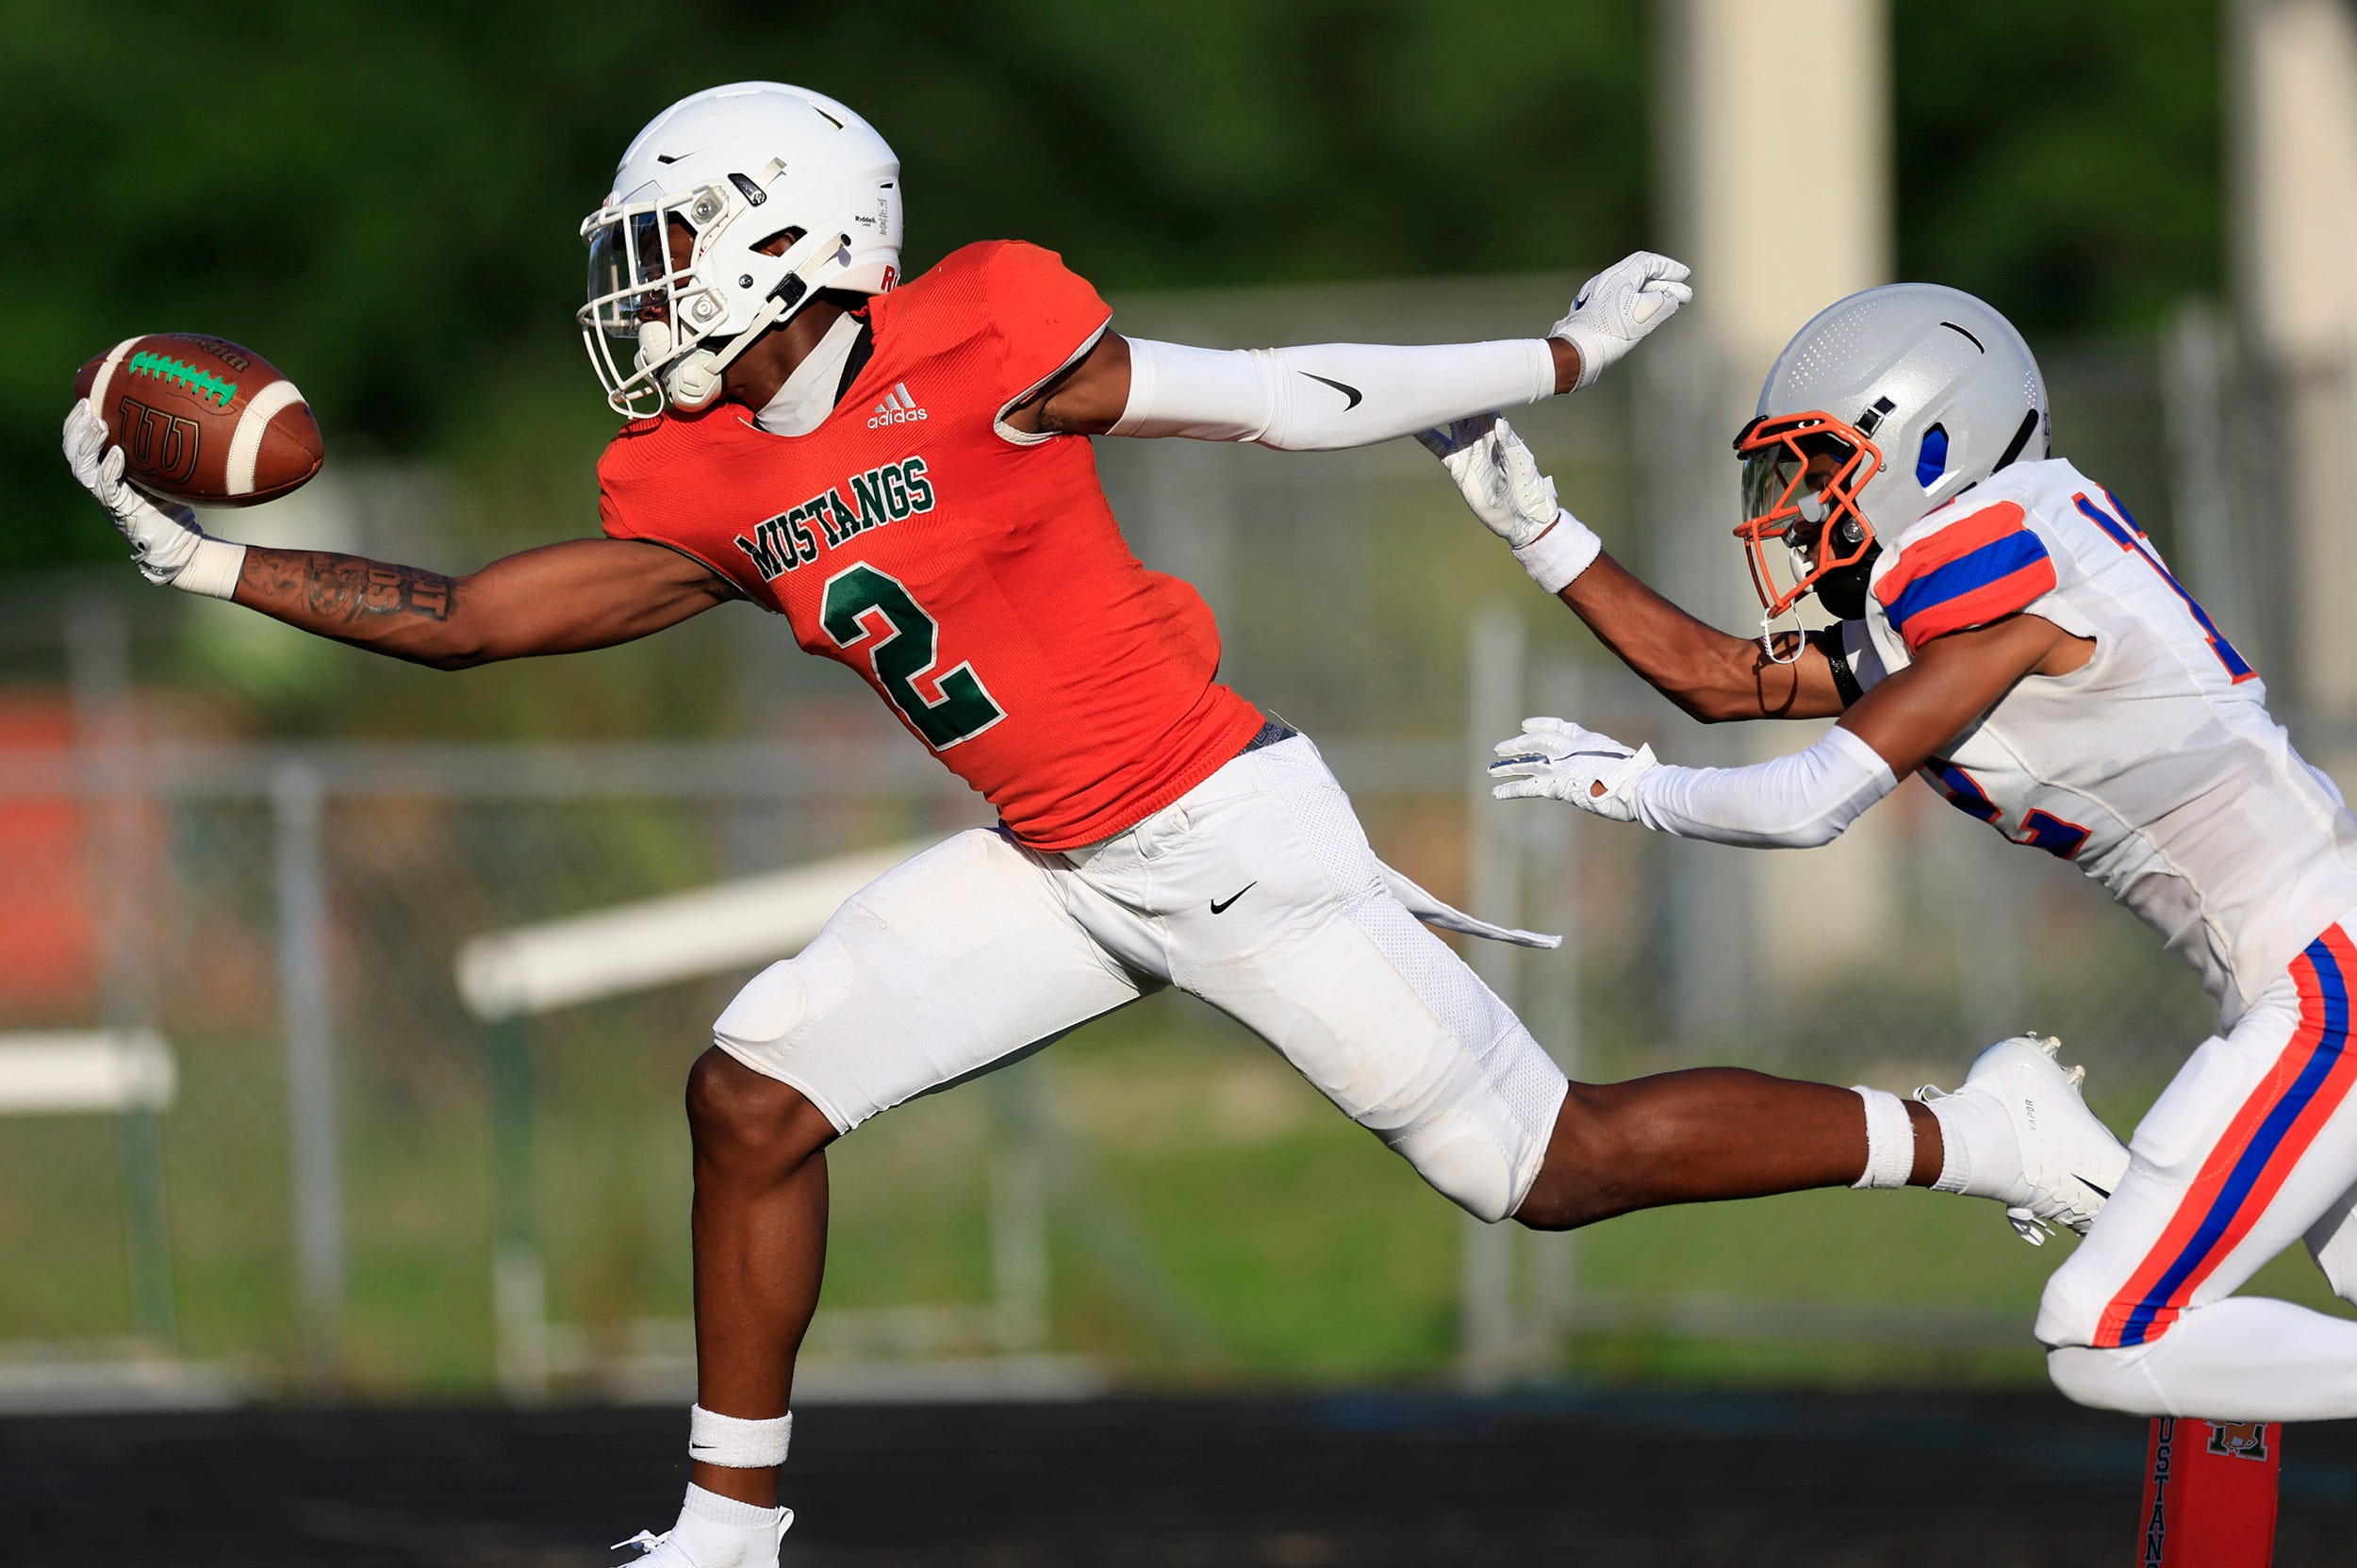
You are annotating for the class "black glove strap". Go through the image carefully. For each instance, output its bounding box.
[1807,625,1865,709]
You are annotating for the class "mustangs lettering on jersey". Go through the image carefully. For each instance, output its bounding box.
[594,239,1263,850]
[731,455,936,580]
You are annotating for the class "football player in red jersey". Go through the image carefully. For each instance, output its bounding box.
[62,82,2114,1563]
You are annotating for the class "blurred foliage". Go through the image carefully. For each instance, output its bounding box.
[1891,0,2223,336]
[4,0,2221,573]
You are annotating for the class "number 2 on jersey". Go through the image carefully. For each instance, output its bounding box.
[821,564,1006,750]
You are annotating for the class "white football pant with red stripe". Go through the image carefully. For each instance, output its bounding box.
[2040,917,2357,1420]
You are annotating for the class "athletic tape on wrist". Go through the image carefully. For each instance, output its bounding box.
[1850,1085,1915,1190]
[1512,511,1601,595]
[688,1404,792,1469]
[174,538,246,601]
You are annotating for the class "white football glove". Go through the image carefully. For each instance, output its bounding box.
[1417,414,1602,592]
[1489,717,1658,821]
[1416,413,1559,548]
[61,399,244,597]
[1549,251,1692,391]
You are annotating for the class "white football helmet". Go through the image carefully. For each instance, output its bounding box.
[578,82,903,417]
[1733,283,2049,621]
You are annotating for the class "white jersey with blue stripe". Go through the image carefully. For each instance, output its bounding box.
[1846,457,2357,1027]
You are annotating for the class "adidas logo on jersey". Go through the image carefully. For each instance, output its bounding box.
[867,382,928,428]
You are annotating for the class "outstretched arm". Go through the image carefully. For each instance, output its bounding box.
[1424,411,1851,722]
[1003,252,1690,445]
[1490,614,2085,849]
[233,538,734,669]
[62,399,734,669]
[1562,551,1853,722]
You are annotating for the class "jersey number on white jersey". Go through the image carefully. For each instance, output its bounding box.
[2072,489,2255,683]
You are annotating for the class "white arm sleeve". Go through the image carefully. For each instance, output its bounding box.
[1628,724,1898,850]
[1109,337,1556,452]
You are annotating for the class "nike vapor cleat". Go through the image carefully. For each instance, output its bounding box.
[613,1512,793,1568]
[1918,1034,2130,1246]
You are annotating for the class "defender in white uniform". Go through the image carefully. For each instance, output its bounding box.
[1857,461,2357,1030]
[1435,282,2357,1420]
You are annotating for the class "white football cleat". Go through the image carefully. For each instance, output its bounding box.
[612,1511,793,1567]
[1918,1034,2129,1246]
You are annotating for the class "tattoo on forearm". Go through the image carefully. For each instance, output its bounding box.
[258,552,454,625]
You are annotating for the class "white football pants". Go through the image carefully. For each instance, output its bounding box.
[710,734,1570,1222]
[2038,917,2357,1419]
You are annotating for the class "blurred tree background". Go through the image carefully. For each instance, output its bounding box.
[6,0,2217,574]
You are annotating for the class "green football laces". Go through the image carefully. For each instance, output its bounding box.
[125,350,238,409]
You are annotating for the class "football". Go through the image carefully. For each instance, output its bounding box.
[71,333,324,507]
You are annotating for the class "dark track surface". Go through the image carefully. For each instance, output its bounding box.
[7,1389,2355,1566]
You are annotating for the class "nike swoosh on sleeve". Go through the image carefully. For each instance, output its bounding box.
[1298,371,1362,411]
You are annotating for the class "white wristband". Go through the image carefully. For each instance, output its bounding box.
[1850,1086,1916,1190]
[1511,511,1601,594]
[174,537,247,601]
[688,1404,792,1468]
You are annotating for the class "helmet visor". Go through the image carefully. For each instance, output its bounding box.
[584,208,687,343]
[1731,413,1883,618]
[575,184,733,417]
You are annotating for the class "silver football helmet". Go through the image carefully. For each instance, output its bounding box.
[1734,283,2050,620]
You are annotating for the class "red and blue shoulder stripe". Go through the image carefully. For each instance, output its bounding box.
[1873,502,2058,651]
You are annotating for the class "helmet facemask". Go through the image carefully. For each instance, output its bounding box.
[1733,411,1884,629]
[580,185,731,417]
[578,177,849,418]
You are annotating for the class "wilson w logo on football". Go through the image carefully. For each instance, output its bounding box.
[115,397,203,487]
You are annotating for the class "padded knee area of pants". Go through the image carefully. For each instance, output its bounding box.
[1399,1120,1516,1223]
[2305,1184,2357,1303]
[2033,1256,2112,1349]
[2048,1343,2162,1415]
[714,934,853,1055]
[714,961,803,1052]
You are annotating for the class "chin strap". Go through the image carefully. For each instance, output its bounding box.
[642,232,854,413]
[1758,605,1808,664]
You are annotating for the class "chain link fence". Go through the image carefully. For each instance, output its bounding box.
[0,281,2329,1401]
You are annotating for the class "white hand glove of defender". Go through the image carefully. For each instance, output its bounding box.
[61,400,246,598]
[1489,718,1658,820]
[1492,719,1898,850]
[1550,251,1692,391]
[1418,414,1602,593]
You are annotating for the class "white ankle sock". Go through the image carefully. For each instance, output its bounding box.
[1923,1087,2020,1198]
[672,1483,787,1567]
[1849,1086,1916,1189]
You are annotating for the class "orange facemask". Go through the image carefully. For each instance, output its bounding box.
[1732,411,1884,619]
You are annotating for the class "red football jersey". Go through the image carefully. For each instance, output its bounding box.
[598,240,1263,850]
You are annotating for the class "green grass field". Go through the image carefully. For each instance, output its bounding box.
[2,991,2345,1397]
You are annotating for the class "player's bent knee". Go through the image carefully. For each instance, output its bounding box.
[2047,1343,2167,1416]
[1508,1089,1618,1232]
[684,1048,834,1179]
[1400,1123,1520,1224]
[2032,1249,2113,1351]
